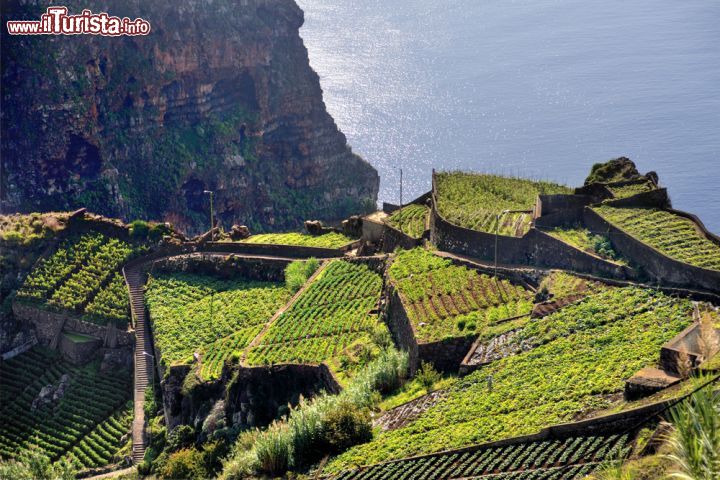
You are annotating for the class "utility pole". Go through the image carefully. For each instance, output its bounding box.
[203,190,214,240]
[494,210,510,277]
[494,212,500,278]
[398,168,403,208]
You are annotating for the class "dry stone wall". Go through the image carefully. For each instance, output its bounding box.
[583,208,720,293]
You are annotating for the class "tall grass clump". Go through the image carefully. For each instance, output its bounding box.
[285,258,320,293]
[221,349,409,478]
[255,424,292,476]
[665,386,720,480]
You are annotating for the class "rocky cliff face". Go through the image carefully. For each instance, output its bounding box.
[0,0,379,233]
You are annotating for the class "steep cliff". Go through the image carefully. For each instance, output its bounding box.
[0,0,379,233]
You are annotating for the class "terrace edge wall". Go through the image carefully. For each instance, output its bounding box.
[385,287,419,375]
[603,188,670,209]
[583,208,720,294]
[150,253,292,283]
[382,222,423,253]
[430,199,632,280]
[12,303,134,347]
[203,241,347,258]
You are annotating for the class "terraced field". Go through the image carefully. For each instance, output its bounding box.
[545,227,625,264]
[325,287,692,471]
[145,273,291,376]
[435,172,571,236]
[538,271,607,301]
[0,348,131,465]
[593,206,720,270]
[389,249,534,342]
[64,402,133,470]
[15,232,138,328]
[606,180,656,199]
[239,231,355,249]
[246,260,384,365]
[333,433,631,480]
[386,204,429,238]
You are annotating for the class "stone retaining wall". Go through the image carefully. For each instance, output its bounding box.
[59,332,102,365]
[382,223,423,253]
[385,288,419,374]
[225,363,340,430]
[204,241,349,258]
[604,188,670,209]
[431,200,632,280]
[583,208,720,293]
[12,303,134,347]
[418,336,477,373]
[151,253,293,283]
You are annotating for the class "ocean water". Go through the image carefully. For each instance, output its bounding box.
[296,0,720,233]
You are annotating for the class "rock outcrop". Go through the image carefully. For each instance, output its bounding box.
[584,157,649,185]
[0,0,379,234]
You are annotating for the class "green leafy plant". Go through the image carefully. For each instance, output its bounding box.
[145,272,291,377]
[665,387,720,480]
[325,287,692,471]
[416,361,441,391]
[0,348,132,466]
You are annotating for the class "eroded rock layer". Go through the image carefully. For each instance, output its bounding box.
[0,0,378,233]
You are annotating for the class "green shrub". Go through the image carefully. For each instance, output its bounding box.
[144,385,158,418]
[129,220,150,239]
[371,325,393,350]
[167,425,195,452]
[284,258,319,293]
[159,448,207,480]
[149,223,171,242]
[0,445,76,480]
[416,361,441,391]
[319,401,372,454]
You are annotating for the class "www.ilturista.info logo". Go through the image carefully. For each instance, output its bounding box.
[6,6,151,36]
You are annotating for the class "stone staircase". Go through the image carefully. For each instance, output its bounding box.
[123,266,153,464]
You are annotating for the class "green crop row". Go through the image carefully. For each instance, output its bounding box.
[333,433,629,480]
[64,401,133,470]
[389,249,534,342]
[17,233,108,301]
[593,206,720,271]
[386,204,429,238]
[325,286,691,471]
[146,272,291,369]
[199,325,265,380]
[16,232,138,326]
[0,348,131,463]
[435,172,571,236]
[83,272,131,329]
[239,231,355,248]
[246,261,384,366]
[47,238,133,312]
